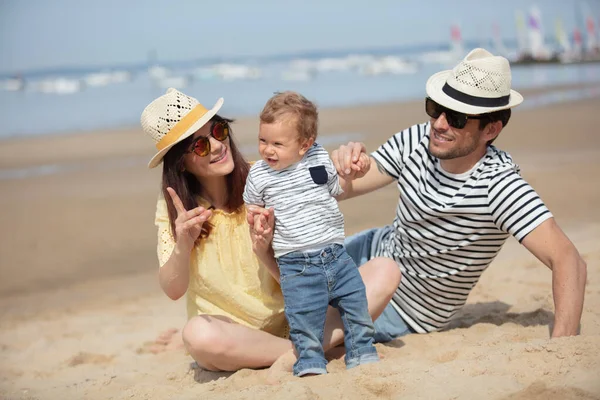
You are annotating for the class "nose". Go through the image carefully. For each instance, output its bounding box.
[432,112,450,131]
[265,144,276,155]
[209,136,223,153]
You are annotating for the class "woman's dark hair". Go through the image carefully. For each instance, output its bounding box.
[161,114,249,241]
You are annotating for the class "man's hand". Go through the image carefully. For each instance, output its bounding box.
[331,141,370,180]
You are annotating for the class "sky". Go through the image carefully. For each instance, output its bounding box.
[1,0,599,74]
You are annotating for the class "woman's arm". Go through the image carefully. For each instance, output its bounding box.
[159,187,213,300]
[159,241,194,300]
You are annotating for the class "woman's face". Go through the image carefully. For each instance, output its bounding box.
[182,121,235,179]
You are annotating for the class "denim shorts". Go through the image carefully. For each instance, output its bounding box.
[344,227,415,342]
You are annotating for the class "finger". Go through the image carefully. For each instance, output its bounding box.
[166,187,187,215]
[351,142,366,163]
[343,143,353,175]
[258,215,268,231]
[254,215,264,235]
[183,206,206,222]
[331,149,341,173]
[182,215,207,231]
[267,207,275,228]
[246,211,254,226]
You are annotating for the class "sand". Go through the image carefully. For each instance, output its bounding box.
[0,85,599,399]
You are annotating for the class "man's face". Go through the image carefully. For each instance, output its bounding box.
[428,114,485,160]
[425,98,489,160]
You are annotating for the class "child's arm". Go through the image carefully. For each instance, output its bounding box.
[325,155,345,199]
[247,207,280,282]
[243,168,280,282]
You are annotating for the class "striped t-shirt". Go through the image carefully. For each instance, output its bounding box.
[243,143,345,258]
[371,122,553,333]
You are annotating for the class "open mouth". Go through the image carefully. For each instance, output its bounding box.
[210,148,227,164]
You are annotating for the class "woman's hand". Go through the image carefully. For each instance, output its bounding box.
[246,205,275,254]
[166,187,212,249]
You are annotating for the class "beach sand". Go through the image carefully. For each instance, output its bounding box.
[0,86,599,399]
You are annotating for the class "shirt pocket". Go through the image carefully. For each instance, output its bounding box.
[309,165,328,185]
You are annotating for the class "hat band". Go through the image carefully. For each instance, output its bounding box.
[442,83,510,108]
[156,104,209,151]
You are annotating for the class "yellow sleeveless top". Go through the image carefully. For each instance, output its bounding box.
[155,194,288,338]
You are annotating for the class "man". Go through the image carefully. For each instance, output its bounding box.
[332,48,587,339]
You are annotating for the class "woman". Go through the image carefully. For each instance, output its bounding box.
[140,88,401,372]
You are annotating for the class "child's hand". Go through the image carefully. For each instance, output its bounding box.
[246,205,275,253]
[352,152,371,179]
[331,141,370,180]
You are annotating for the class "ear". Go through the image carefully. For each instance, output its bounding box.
[483,120,503,144]
[299,137,315,155]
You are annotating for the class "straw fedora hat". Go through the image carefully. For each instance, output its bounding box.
[141,88,224,168]
[426,48,523,115]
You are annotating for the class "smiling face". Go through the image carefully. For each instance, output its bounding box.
[258,117,313,171]
[182,120,235,179]
[428,114,484,160]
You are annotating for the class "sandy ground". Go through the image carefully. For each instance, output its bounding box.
[0,85,599,399]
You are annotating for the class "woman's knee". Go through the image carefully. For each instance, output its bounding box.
[182,315,231,358]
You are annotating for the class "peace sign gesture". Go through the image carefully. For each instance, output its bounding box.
[166,187,213,249]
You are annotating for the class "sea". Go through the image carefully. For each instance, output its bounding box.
[1,43,600,140]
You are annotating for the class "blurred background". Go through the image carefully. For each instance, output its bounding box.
[2,2,600,399]
[1,0,600,139]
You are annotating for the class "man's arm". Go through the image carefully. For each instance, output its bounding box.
[520,218,587,337]
[331,142,395,201]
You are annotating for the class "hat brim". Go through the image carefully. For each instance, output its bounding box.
[425,70,523,115]
[148,98,224,168]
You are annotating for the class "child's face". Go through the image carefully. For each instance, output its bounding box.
[258,119,313,170]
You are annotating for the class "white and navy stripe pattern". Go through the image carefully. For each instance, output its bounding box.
[244,143,345,258]
[372,122,552,333]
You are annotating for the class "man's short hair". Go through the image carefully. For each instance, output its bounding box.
[480,108,512,146]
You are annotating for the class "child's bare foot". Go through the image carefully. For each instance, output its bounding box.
[137,328,184,354]
[265,349,296,385]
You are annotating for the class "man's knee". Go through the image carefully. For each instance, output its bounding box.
[182,315,230,358]
[373,257,401,288]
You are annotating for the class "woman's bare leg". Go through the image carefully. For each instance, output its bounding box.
[183,257,400,372]
[182,315,292,371]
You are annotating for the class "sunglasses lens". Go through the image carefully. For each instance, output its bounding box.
[193,137,210,157]
[425,98,467,129]
[213,122,229,141]
[446,111,467,129]
[425,98,440,119]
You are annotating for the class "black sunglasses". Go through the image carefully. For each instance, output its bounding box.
[186,121,230,157]
[425,97,486,129]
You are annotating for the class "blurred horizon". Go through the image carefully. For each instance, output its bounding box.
[1,0,600,74]
[1,0,600,138]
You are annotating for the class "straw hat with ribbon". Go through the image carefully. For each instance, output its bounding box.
[426,48,523,115]
[141,88,224,168]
